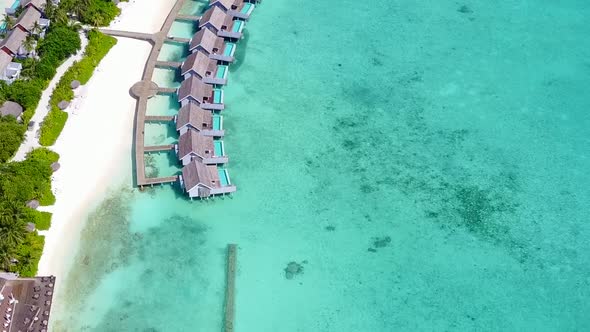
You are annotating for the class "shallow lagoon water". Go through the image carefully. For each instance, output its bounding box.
[52,0,590,331]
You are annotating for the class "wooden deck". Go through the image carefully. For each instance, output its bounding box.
[99,29,155,42]
[157,87,177,94]
[131,0,188,187]
[166,36,191,44]
[144,144,174,152]
[145,115,175,122]
[155,61,182,69]
[224,244,237,332]
[176,14,201,21]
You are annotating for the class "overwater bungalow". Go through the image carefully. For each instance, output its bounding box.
[179,160,236,198]
[199,6,244,39]
[0,28,27,57]
[176,129,228,165]
[176,103,225,137]
[209,0,255,20]
[181,50,228,85]
[177,76,225,110]
[0,274,56,332]
[189,28,236,63]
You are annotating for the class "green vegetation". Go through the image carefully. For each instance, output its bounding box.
[40,30,116,146]
[0,148,58,276]
[55,0,120,27]
[0,117,26,163]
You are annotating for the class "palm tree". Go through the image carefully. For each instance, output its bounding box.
[31,21,42,36]
[22,35,36,56]
[0,200,27,247]
[2,14,15,30]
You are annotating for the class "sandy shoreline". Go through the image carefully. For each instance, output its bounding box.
[37,0,175,279]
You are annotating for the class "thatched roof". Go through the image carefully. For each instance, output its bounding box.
[182,160,220,192]
[178,76,213,103]
[58,100,70,110]
[26,200,39,209]
[181,50,217,78]
[15,7,42,32]
[70,80,80,89]
[176,103,213,131]
[199,6,232,32]
[0,28,27,55]
[189,28,224,54]
[178,129,214,160]
[0,101,24,118]
[50,162,60,172]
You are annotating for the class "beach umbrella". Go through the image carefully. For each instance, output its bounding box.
[70,80,80,89]
[26,200,39,209]
[26,222,36,232]
[50,162,60,172]
[58,101,70,110]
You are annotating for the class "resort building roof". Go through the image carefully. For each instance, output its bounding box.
[0,51,13,74]
[178,76,213,104]
[21,0,45,12]
[0,28,28,56]
[178,129,216,160]
[189,28,224,55]
[181,50,217,78]
[199,6,232,33]
[182,159,221,192]
[176,103,213,131]
[15,7,42,32]
[0,275,56,332]
[210,0,254,20]
[0,100,24,119]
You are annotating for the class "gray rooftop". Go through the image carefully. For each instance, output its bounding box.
[0,28,28,55]
[181,50,217,78]
[199,6,233,32]
[178,76,213,103]
[21,0,45,11]
[15,7,42,32]
[182,159,221,192]
[178,129,215,160]
[189,28,224,54]
[176,103,213,131]
[0,101,24,118]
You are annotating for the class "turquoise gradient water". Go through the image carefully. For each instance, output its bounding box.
[51,0,590,331]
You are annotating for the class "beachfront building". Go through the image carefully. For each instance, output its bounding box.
[189,28,236,63]
[0,273,56,332]
[176,103,224,137]
[176,129,228,165]
[180,160,236,198]
[178,76,225,110]
[209,0,255,20]
[181,50,228,85]
[0,51,22,83]
[0,28,27,56]
[199,6,244,39]
[20,0,47,13]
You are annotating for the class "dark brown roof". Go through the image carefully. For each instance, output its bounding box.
[178,76,213,103]
[0,275,56,332]
[15,7,42,32]
[181,50,217,78]
[0,28,27,55]
[176,103,213,131]
[199,6,232,32]
[178,129,215,160]
[189,28,224,54]
[0,101,24,118]
[182,160,220,192]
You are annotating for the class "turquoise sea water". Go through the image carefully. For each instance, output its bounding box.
[51,0,590,331]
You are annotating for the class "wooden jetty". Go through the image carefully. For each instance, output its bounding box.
[157,87,177,94]
[145,115,175,122]
[155,60,182,69]
[166,36,191,44]
[176,14,201,21]
[224,244,237,332]
[143,175,179,186]
[99,29,155,42]
[144,144,174,152]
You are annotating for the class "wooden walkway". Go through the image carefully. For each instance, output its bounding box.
[131,0,188,187]
[176,14,201,21]
[145,115,174,122]
[144,144,174,152]
[155,61,182,69]
[166,36,191,43]
[224,244,237,332]
[157,87,177,94]
[100,29,155,42]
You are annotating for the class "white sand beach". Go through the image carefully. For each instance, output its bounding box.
[37,0,175,278]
